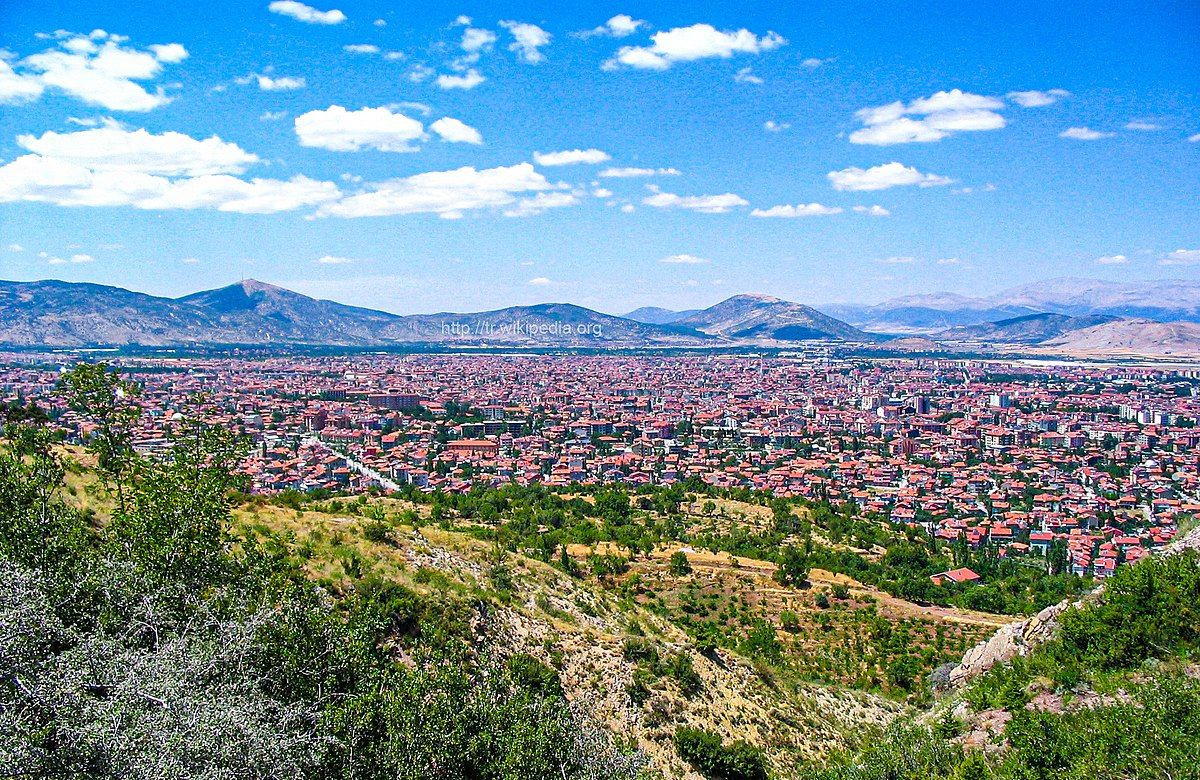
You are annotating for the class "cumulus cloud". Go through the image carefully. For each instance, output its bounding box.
[578,15,646,38]
[1124,121,1161,131]
[877,256,917,264]
[1060,126,1114,140]
[295,105,425,152]
[827,162,952,191]
[318,163,563,219]
[0,125,339,213]
[460,27,496,57]
[853,204,890,216]
[436,69,485,90]
[10,30,187,111]
[256,74,305,90]
[1161,248,1200,266]
[267,1,346,25]
[315,255,360,264]
[500,21,551,63]
[1006,88,1070,107]
[850,89,1006,145]
[430,117,483,145]
[642,187,748,213]
[598,166,680,178]
[17,123,259,176]
[604,23,785,71]
[750,202,842,217]
[503,190,579,217]
[528,276,552,285]
[343,44,380,54]
[763,120,789,132]
[734,67,762,84]
[1189,133,1200,143]
[1095,254,1128,265]
[533,148,611,166]
[659,253,710,264]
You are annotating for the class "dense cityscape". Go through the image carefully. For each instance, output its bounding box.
[7,352,1197,582]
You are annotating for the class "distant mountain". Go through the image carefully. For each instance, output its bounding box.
[935,312,1121,344]
[1039,319,1200,357]
[380,303,713,347]
[678,294,872,342]
[622,306,701,325]
[179,280,402,344]
[0,279,712,348]
[0,279,231,346]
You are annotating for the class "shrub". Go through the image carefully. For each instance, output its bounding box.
[674,727,768,780]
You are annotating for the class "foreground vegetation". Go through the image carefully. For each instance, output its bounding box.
[0,366,642,779]
[813,550,1200,779]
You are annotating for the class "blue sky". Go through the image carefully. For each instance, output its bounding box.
[0,0,1197,314]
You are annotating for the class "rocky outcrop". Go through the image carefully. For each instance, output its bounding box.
[946,599,1078,688]
[945,524,1200,689]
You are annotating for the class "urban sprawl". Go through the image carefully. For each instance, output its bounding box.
[7,353,1199,583]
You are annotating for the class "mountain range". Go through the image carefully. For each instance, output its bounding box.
[820,277,1200,334]
[0,280,866,349]
[2,276,1198,356]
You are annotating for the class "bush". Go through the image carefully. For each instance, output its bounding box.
[674,727,768,780]
[669,550,693,576]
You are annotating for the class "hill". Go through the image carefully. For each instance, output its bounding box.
[935,312,1121,344]
[623,306,702,325]
[1038,318,1200,357]
[678,294,873,342]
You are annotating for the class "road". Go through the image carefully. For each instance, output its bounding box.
[302,436,401,492]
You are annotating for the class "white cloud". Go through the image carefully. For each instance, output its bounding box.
[853,204,890,216]
[1095,254,1128,265]
[827,162,953,191]
[1189,133,1200,143]
[659,253,710,264]
[763,120,789,132]
[580,15,646,38]
[295,105,425,152]
[598,166,680,178]
[260,110,287,121]
[343,44,380,54]
[936,257,961,265]
[69,253,94,263]
[0,125,339,214]
[533,148,611,166]
[604,23,786,71]
[1161,248,1200,266]
[1060,126,1114,140]
[528,276,551,285]
[317,162,560,219]
[850,89,1006,145]
[437,69,485,90]
[503,190,579,217]
[1006,88,1070,107]
[430,117,483,145]
[316,254,360,264]
[734,67,762,84]
[15,30,187,111]
[257,75,305,90]
[18,124,259,176]
[0,60,45,104]
[801,57,829,68]
[592,187,612,198]
[500,21,551,64]
[751,202,842,217]
[877,256,916,264]
[267,1,346,25]
[460,27,497,56]
[8,243,23,252]
[1124,121,1161,131]
[181,257,199,264]
[642,188,748,213]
